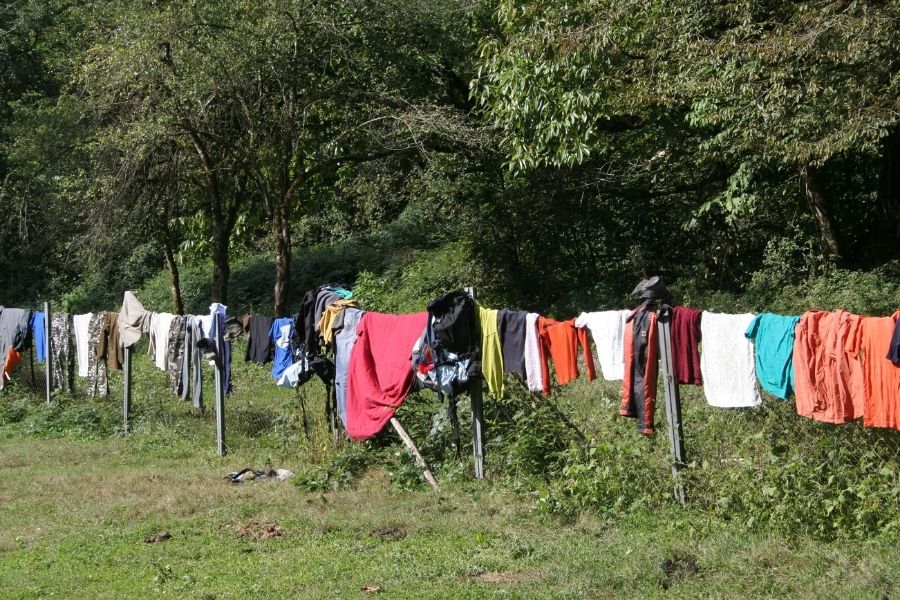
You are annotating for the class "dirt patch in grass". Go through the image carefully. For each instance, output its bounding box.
[472,570,543,584]
[370,524,407,542]
[145,531,171,543]
[661,552,700,589]
[235,521,283,540]
[360,584,383,594]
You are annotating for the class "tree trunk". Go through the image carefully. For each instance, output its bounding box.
[800,164,843,260]
[162,233,184,315]
[877,125,900,253]
[187,129,232,306]
[273,202,292,317]
[211,225,230,305]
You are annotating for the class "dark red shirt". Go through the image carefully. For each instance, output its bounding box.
[671,307,702,385]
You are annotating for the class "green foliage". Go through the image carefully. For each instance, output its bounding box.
[294,443,373,493]
[538,440,671,517]
[685,397,900,541]
[474,0,899,171]
[353,241,481,313]
[0,390,117,439]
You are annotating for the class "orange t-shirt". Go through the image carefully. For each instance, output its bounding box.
[793,310,865,423]
[847,311,900,430]
[2,347,23,386]
[537,317,596,395]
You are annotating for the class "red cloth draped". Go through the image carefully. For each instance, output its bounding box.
[345,311,428,440]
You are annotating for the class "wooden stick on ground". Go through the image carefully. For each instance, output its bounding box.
[390,417,439,491]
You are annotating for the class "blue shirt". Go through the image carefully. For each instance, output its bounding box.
[30,311,47,363]
[744,313,801,399]
[270,317,295,380]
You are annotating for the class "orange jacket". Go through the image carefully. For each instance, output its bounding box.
[620,305,659,435]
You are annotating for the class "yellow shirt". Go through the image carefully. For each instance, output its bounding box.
[317,299,359,347]
[478,305,504,398]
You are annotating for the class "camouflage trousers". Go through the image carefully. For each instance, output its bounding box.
[86,311,108,398]
[167,315,188,394]
[50,312,74,393]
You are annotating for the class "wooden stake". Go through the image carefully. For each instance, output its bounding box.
[390,417,439,491]
[297,386,310,440]
[29,330,35,387]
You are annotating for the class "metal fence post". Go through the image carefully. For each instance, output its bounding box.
[123,346,132,431]
[465,286,485,480]
[44,302,52,405]
[214,316,226,456]
[657,305,687,505]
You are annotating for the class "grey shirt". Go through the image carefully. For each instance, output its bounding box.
[0,307,33,354]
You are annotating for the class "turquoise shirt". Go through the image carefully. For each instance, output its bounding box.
[744,313,801,399]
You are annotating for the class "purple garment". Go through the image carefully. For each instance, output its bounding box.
[888,317,900,365]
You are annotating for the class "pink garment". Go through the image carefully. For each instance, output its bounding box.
[345,311,428,440]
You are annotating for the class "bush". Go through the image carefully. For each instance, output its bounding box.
[353,241,483,313]
[1,391,119,438]
[684,397,900,540]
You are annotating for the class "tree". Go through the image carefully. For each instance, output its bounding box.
[472,0,900,263]
[209,0,485,315]
[75,0,483,314]
[76,1,258,305]
[0,0,87,303]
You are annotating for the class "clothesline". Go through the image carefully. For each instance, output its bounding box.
[2,287,898,439]
[239,286,900,438]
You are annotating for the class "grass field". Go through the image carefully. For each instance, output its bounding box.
[1,342,898,599]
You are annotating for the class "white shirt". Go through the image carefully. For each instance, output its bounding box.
[523,312,544,393]
[148,312,175,371]
[699,311,761,408]
[574,310,628,381]
[73,313,94,377]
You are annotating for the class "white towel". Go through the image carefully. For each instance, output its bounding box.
[73,313,94,377]
[700,311,761,408]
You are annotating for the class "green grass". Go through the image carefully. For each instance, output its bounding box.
[0,342,898,598]
[2,434,898,599]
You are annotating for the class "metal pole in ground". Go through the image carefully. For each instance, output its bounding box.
[328,383,339,446]
[214,317,226,456]
[44,302,52,404]
[123,346,132,431]
[464,286,485,480]
[656,305,686,505]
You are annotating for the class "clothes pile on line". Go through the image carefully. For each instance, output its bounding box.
[243,286,898,441]
[7,286,897,442]
[0,292,243,406]
[116,291,240,408]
